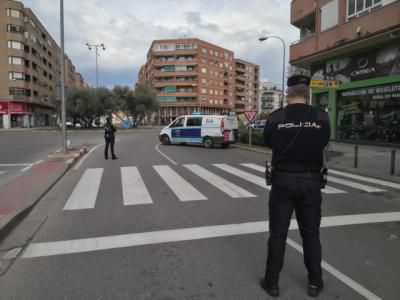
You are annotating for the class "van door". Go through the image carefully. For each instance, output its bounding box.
[170,116,185,143]
[184,116,202,143]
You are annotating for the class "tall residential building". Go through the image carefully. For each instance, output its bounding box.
[234,59,260,113]
[258,81,282,115]
[290,0,400,144]
[142,38,240,124]
[64,55,76,89]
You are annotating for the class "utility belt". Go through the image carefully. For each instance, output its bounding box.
[265,161,328,188]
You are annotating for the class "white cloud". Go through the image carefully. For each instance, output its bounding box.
[22,0,298,87]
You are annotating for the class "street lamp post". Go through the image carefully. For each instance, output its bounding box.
[85,43,106,89]
[259,36,286,109]
[60,0,67,153]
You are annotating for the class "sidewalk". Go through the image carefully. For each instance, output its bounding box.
[0,147,86,242]
[233,141,400,183]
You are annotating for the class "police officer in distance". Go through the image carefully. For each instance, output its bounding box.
[259,75,330,298]
[104,116,117,160]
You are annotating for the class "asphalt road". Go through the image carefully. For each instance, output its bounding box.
[0,129,399,299]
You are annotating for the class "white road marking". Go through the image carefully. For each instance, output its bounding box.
[21,164,34,172]
[63,168,103,210]
[153,165,207,201]
[3,247,22,260]
[34,160,44,165]
[73,143,104,170]
[329,169,400,190]
[121,167,153,205]
[0,163,32,167]
[184,164,256,198]
[328,176,385,193]
[155,143,178,165]
[22,212,400,259]
[213,164,270,190]
[322,185,347,194]
[0,171,6,175]
[287,238,382,300]
[240,163,346,194]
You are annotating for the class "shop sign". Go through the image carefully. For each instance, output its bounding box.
[310,80,340,88]
[340,83,400,100]
[311,44,400,83]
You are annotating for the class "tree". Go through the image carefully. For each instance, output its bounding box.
[130,84,159,126]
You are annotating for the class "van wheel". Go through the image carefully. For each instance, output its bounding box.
[203,137,213,148]
[221,143,230,148]
[161,135,171,145]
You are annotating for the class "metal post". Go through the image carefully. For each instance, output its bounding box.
[281,39,285,109]
[60,0,67,153]
[8,100,11,129]
[354,145,358,168]
[390,149,396,175]
[249,126,252,148]
[95,46,99,89]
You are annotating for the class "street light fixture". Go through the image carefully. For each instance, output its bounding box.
[86,43,106,89]
[259,36,286,108]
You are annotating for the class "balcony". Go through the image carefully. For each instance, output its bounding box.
[291,0,316,25]
[290,1,400,67]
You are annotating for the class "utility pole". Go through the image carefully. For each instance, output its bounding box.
[60,0,67,153]
[86,43,106,89]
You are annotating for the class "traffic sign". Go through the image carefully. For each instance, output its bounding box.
[244,110,257,124]
[310,80,340,88]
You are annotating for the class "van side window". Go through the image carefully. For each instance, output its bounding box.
[171,117,184,128]
[186,117,202,127]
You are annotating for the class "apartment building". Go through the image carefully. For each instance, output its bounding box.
[142,38,239,124]
[234,59,260,114]
[0,0,86,129]
[290,0,400,144]
[258,81,282,115]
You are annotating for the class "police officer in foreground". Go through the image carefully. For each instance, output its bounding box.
[260,75,330,298]
[104,116,117,160]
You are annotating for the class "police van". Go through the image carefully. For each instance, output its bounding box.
[159,114,238,148]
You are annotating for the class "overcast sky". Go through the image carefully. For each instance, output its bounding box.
[22,0,299,89]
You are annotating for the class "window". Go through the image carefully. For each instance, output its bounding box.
[210,89,213,95]
[7,24,24,33]
[202,47,207,53]
[170,117,185,128]
[9,87,27,96]
[8,40,24,50]
[30,20,36,28]
[176,65,187,71]
[6,9,22,18]
[201,67,207,74]
[209,49,214,55]
[347,0,382,20]
[8,56,24,65]
[215,51,219,57]
[9,72,25,80]
[202,78,207,83]
[186,117,202,127]
[153,43,175,52]
[202,88,207,94]
[321,0,338,31]
[175,43,197,50]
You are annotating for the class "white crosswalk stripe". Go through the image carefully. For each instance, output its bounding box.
[183,164,256,198]
[328,176,386,193]
[213,164,270,190]
[63,168,103,210]
[121,167,153,205]
[240,163,347,194]
[153,165,207,201]
[0,171,6,175]
[329,169,400,190]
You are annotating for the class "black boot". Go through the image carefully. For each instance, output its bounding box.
[259,278,279,297]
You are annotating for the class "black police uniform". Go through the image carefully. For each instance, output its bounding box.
[262,101,330,288]
[104,121,117,159]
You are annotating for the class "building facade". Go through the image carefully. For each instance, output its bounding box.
[258,81,282,115]
[0,0,86,129]
[234,59,260,114]
[290,0,400,144]
[141,38,259,124]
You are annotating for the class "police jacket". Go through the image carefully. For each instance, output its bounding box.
[104,122,116,139]
[263,103,330,172]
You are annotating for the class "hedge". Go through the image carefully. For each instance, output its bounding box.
[239,128,265,145]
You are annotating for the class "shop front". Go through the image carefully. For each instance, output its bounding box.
[311,42,400,144]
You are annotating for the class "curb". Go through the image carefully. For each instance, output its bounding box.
[0,146,87,243]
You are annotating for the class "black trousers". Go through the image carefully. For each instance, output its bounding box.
[104,137,116,158]
[265,173,323,286]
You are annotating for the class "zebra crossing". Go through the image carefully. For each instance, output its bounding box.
[62,163,399,211]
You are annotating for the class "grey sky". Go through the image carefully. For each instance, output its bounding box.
[22,0,299,88]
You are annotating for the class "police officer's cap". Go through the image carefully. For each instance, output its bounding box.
[287,75,310,87]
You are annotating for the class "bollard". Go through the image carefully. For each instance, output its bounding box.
[354,145,358,168]
[390,149,396,175]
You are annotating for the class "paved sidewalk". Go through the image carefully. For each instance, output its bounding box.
[234,141,400,182]
[0,147,86,242]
